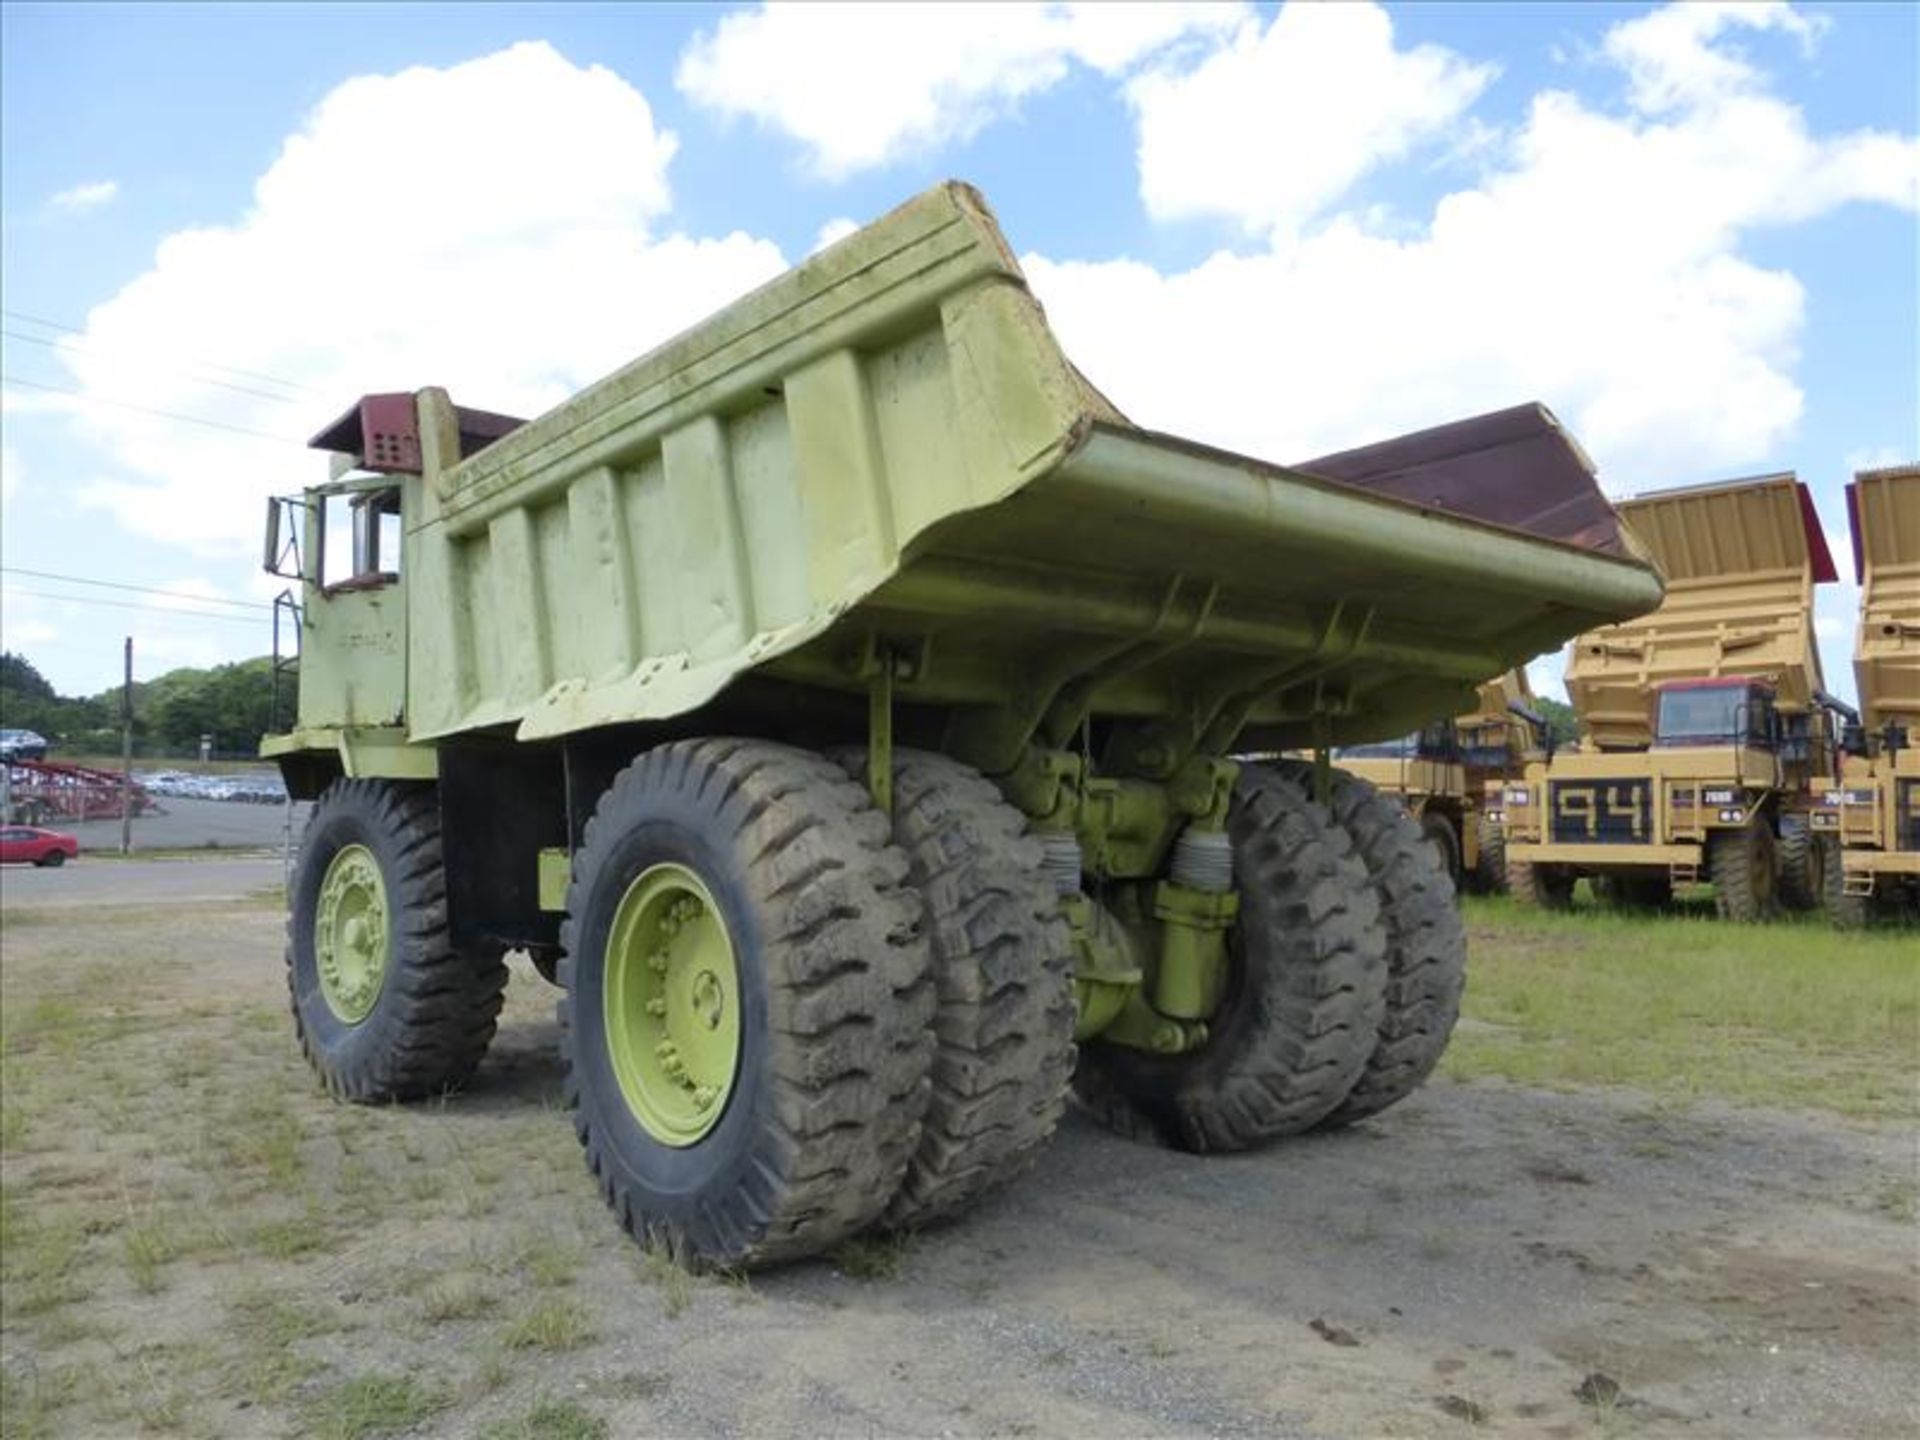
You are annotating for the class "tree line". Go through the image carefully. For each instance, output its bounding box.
[0,651,287,759]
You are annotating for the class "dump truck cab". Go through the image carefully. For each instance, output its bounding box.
[1818,463,1920,926]
[1504,472,1841,918]
[263,396,526,786]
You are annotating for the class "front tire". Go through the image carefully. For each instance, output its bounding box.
[1073,768,1387,1151]
[288,780,507,1102]
[1823,839,1872,930]
[1709,817,1778,922]
[1472,813,1508,895]
[37,850,66,868]
[1775,816,1820,912]
[560,740,933,1269]
[1420,812,1464,896]
[1507,854,1576,910]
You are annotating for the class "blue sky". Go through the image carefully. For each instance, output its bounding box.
[2,1,1915,702]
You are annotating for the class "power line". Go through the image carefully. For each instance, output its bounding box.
[0,374,306,446]
[1,586,268,626]
[0,307,323,396]
[0,568,272,611]
[1,328,303,406]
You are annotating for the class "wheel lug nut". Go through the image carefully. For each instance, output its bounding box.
[693,1086,716,1109]
[645,998,667,1017]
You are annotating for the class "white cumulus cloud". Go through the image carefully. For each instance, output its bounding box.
[58,42,788,555]
[676,1,1246,178]
[1129,3,1496,238]
[1025,2,1919,490]
[48,179,119,212]
[811,217,861,254]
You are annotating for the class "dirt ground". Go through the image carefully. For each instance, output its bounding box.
[1,877,1914,1439]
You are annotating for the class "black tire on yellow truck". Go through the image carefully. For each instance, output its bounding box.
[1775,815,1821,913]
[559,739,934,1269]
[1822,837,1872,930]
[1709,816,1779,922]
[1472,813,1509,895]
[1507,854,1577,909]
[1073,767,1387,1151]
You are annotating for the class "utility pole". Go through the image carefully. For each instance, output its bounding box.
[120,636,133,856]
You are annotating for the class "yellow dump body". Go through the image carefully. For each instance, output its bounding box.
[1565,474,1835,749]
[1850,464,1920,736]
[1824,463,1920,893]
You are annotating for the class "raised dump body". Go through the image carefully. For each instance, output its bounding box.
[1566,473,1836,750]
[263,181,1662,1270]
[275,183,1655,767]
[1822,463,1920,924]
[1507,473,1842,919]
[1850,464,1920,736]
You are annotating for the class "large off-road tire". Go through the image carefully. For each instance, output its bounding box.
[1507,853,1576,910]
[288,779,507,1102]
[1072,768,1387,1151]
[1298,767,1467,1128]
[560,740,933,1269]
[1775,816,1820,913]
[1420,811,1464,895]
[1709,817,1778,922]
[1472,814,1509,895]
[1822,838,1872,931]
[846,749,1076,1230]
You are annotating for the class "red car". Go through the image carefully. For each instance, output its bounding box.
[0,826,79,867]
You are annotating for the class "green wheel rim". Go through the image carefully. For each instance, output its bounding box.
[316,843,390,1024]
[603,863,742,1146]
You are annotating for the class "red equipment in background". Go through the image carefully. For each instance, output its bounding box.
[2,759,156,824]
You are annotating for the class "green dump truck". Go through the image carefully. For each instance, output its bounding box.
[262,182,1663,1268]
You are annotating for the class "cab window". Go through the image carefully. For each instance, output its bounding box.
[320,485,402,592]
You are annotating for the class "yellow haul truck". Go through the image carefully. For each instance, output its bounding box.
[1818,463,1920,926]
[259,183,1661,1268]
[1504,473,1846,919]
[1328,670,1546,892]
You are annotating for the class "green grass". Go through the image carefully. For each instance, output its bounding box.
[1448,898,1919,1117]
[499,1298,596,1353]
[301,1375,445,1440]
[480,1398,610,1440]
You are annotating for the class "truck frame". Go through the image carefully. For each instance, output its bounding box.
[1504,473,1844,918]
[1818,463,1920,926]
[261,183,1661,1268]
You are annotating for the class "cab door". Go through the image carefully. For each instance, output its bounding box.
[298,477,409,729]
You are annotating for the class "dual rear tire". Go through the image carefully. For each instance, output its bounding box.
[1074,764,1466,1151]
[561,740,1077,1267]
